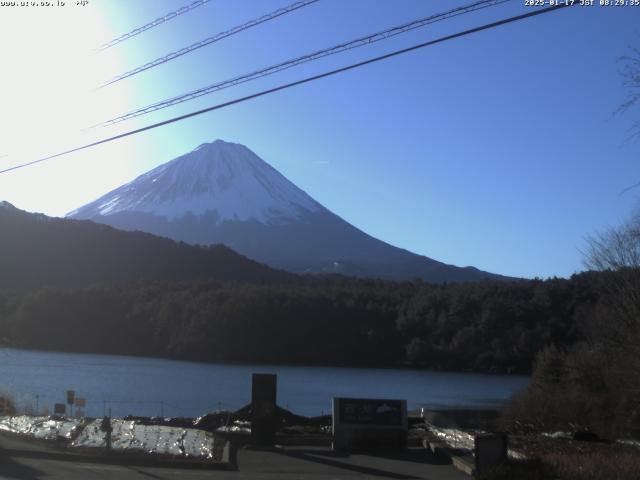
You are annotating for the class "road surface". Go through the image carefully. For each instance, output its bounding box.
[0,432,468,479]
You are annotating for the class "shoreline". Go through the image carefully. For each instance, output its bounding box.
[0,346,533,377]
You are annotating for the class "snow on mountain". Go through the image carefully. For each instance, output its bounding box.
[68,139,509,282]
[68,140,321,225]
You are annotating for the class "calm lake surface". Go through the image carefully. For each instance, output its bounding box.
[0,348,529,418]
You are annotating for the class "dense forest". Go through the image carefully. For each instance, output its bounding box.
[0,271,607,373]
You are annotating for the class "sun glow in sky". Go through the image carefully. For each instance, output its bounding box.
[1,0,639,279]
[0,2,138,211]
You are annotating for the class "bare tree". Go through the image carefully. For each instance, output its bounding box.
[583,212,640,437]
[617,44,640,136]
[583,209,640,334]
[583,209,640,271]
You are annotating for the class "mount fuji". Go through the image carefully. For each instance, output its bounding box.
[68,140,506,282]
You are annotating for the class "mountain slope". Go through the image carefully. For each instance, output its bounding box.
[0,201,292,289]
[69,140,509,283]
[69,140,321,224]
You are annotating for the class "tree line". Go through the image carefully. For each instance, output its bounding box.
[0,271,607,374]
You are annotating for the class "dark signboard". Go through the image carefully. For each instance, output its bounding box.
[66,390,75,405]
[54,403,66,415]
[337,398,404,426]
[332,397,408,451]
[251,373,277,445]
[251,373,277,406]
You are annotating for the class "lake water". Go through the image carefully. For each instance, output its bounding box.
[0,348,529,418]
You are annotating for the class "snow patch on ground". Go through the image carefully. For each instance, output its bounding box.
[617,439,640,448]
[72,419,216,458]
[0,416,82,440]
[217,419,251,435]
[0,416,218,459]
[542,431,572,440]
[427,424,526,460]
[428,425,475,454]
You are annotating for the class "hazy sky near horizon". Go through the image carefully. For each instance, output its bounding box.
[0,0,639,279]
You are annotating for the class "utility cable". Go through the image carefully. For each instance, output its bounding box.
[99,0,214,51]
[0,3,575,176]
[98,0,510,127]
[101,0,320,87]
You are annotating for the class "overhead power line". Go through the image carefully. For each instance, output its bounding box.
[0,3,575,176]
[101,0,320,88]
[98,0,510,127]
[99,0,213,51]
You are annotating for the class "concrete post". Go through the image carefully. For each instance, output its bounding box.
[475,432,508,474]
[250,373,277,445]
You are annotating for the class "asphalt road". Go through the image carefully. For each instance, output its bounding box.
[0,433,469,479]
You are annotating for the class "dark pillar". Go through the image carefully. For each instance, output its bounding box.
[475,432,508,474]
[251,373,277,445]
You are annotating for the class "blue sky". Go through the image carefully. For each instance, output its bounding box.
[0,0,639,279]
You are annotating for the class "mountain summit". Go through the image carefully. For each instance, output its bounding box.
[68,139,321,225]
[69,140,507,282]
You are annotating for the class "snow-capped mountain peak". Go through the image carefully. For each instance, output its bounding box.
[68,139,508,282]
[68,139,321,225]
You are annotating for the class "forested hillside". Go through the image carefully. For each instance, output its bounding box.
[0,271,606,373]
[0,202,293,288]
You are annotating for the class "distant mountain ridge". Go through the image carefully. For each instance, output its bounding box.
[68,140,510,283]
[0,201,292,289]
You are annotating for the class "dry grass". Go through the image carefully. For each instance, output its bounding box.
[543,449,640,480]
[476,459,553,480]
[486,435,640,480]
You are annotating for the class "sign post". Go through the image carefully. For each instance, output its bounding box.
[66,390,75,418]
[74,398,86,418]
[100,409,113,453]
